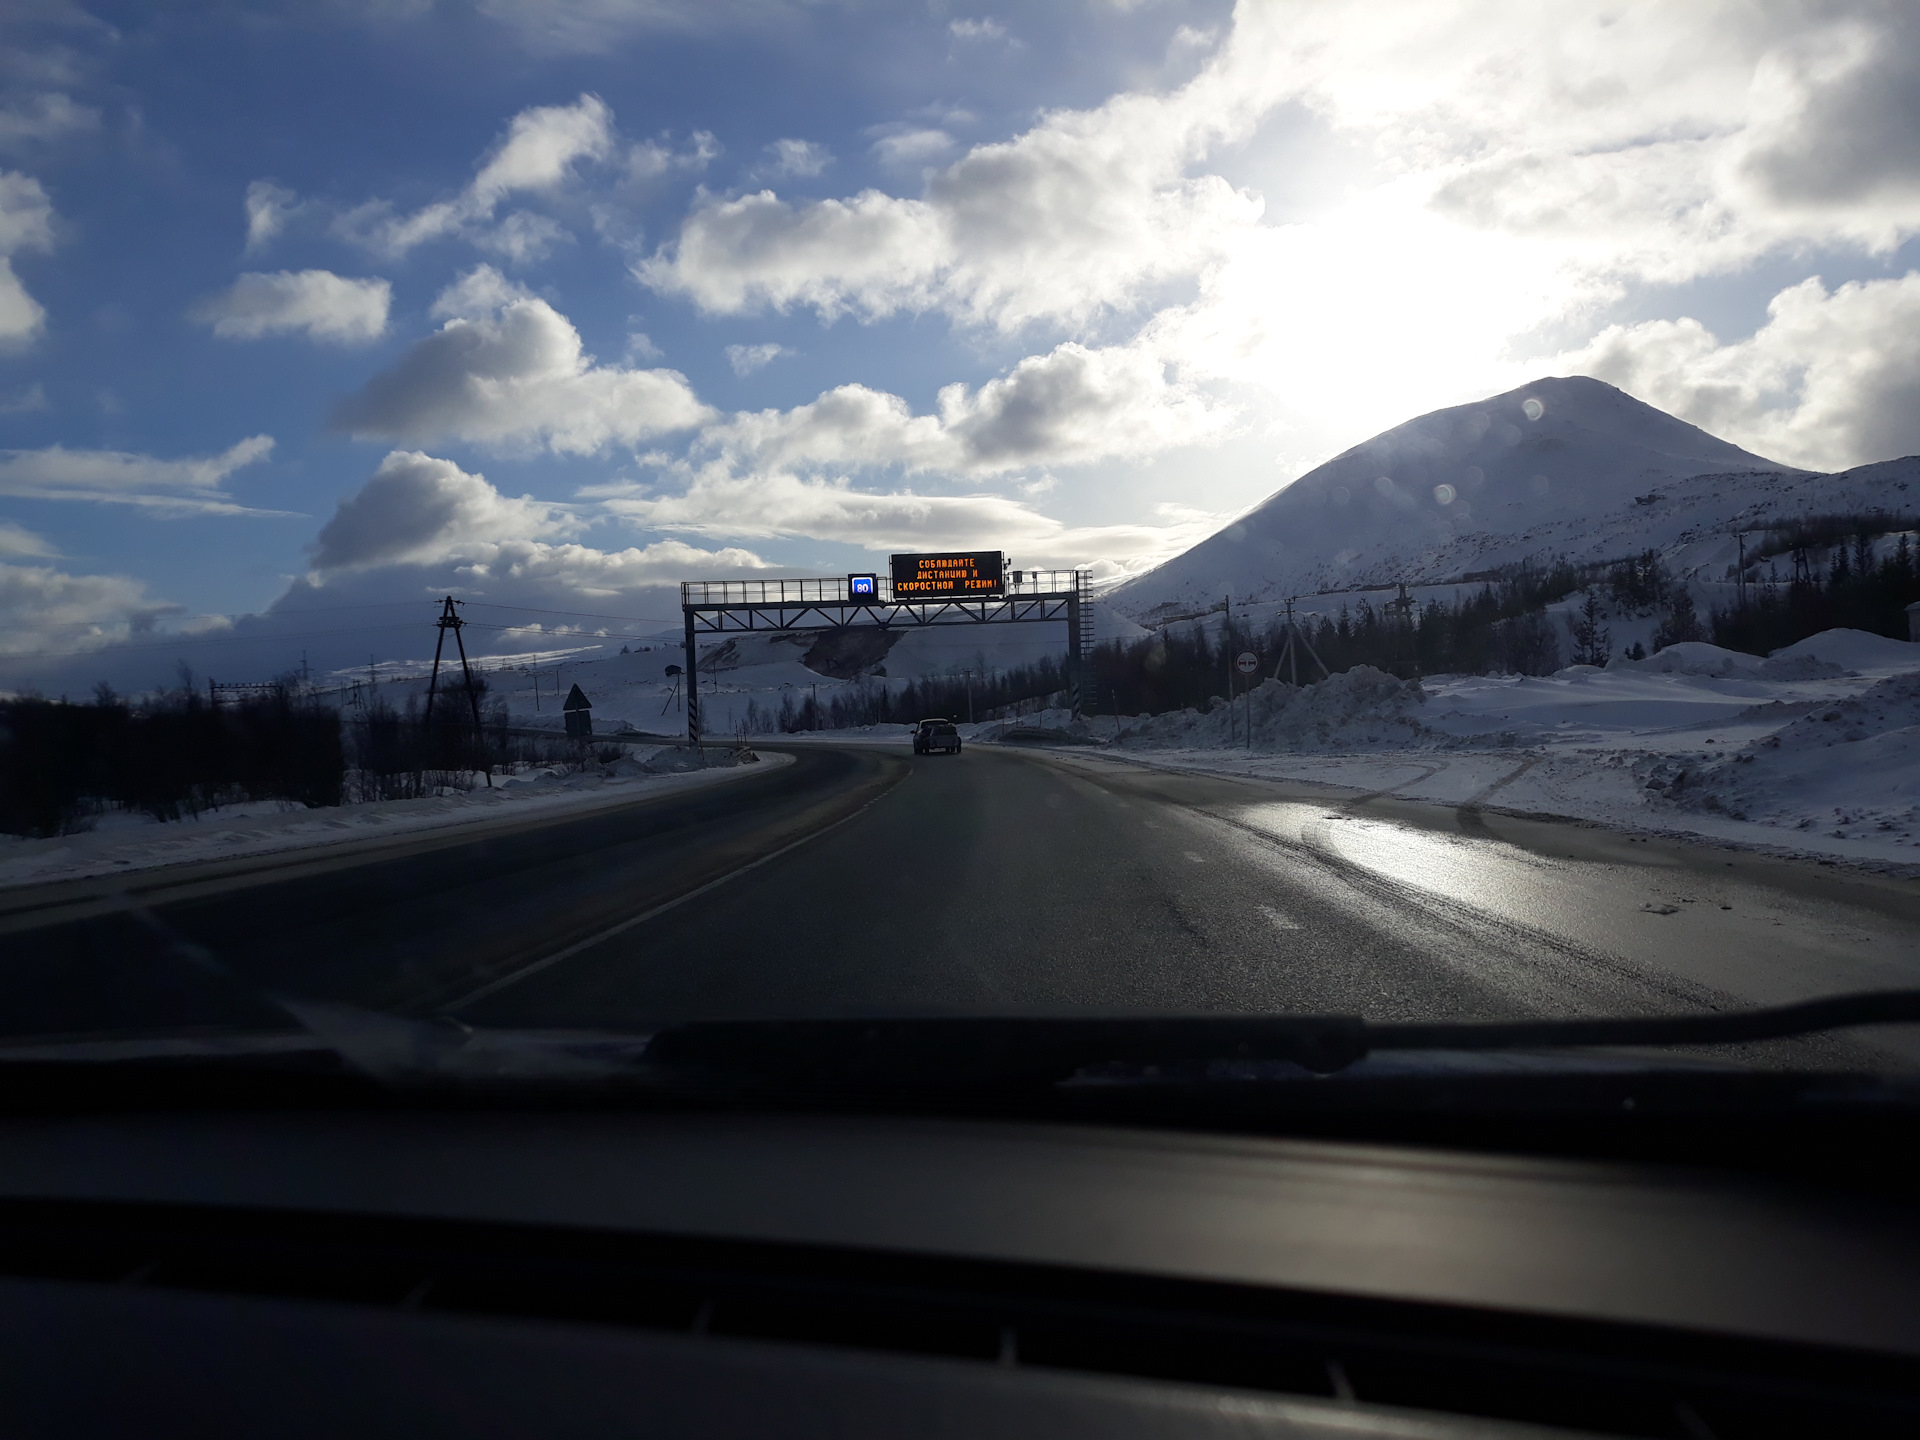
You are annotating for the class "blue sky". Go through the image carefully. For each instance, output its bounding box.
[3,0,1920,690]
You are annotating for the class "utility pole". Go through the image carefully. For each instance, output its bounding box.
[423,596,491,788]
[964,667,974,724]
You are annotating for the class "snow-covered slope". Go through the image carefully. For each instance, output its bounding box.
[1111,376,1805,616]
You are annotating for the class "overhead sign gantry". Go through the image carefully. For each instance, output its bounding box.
[679,552,1091,743]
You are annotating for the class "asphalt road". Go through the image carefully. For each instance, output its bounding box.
[3,741,1919,1061]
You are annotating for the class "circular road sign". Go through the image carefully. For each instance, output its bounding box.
[1235,651,1259,674]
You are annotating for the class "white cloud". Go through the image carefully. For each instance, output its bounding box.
[638,1,1920,473]
[310,450,578,569]
[0,93,100,151]
[0,435,278,515]
[725,341,790,375]
[336,93,613,259]
[638,24,1266,330]
[592,462,1215,576]
[190,270,392,344]
[0,169,55,348]
[332,265,712,454]
[626,130,718,182]
[0,560,165,658]
[1553,273,1920,472]
[703,339,1231,476]
[870,129,953,171]
[293,453,771,616]
[761,138,829,178]
[472,93,614,206]
[948,18,1006,42]
[0,521,54,558]
[243,180,298,252]
[476,209,572,264]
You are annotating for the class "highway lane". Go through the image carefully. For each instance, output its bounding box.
[457,744,1920,1069]
[0,747,901,1039]
[2,739,1918,1064]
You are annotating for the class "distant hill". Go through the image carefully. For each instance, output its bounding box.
[1110,376,1812,619]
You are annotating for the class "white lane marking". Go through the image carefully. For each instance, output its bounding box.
[1184,850,1207,863]
[1260,904,1302,931]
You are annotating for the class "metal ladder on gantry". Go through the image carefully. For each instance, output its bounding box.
[677,570,1093,744]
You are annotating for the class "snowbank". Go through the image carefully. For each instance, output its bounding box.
[0,748,789,890]
[1660,673,1920,843]
[1769,628,1920,675]
[1608,642,1763,678]
[1119,667,1431,753]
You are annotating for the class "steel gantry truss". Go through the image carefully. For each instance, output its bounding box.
[680,570,1091,743]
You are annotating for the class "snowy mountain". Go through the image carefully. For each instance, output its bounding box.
[1110,376,1811,618]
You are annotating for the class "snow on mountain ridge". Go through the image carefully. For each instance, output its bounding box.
[1111,376,1803,616]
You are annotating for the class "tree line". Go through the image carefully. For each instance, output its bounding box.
[0,669,617,838]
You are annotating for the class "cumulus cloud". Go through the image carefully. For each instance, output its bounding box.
[638,6,1293,332]
[310,450,578,569]
[634,1,1920,467]
[1554,273,1920,471]
[0,435,278,515]
[725,341,790,375]
[626,130,719,182]
[0,93,100,151]
[761,138,829,178]
[0,169,55,348]
[703,339,1231,476]
[475,209,571,264]
[0,560,165,658]
[592,462,1215,576]
[584,338,1232,573]
[641,69,1258,330]
[243,180,298,252]
[332,266,711,453]
[335,93,611,259]
[190,270,391,344]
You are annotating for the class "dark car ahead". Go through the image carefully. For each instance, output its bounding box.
[913,718,962,754]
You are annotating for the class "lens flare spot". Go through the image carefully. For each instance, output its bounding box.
[1433,483,1456,505]
[1522,397,1545,421]
[1373,475,1395,495]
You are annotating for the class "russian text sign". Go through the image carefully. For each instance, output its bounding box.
[889,551,1005,599]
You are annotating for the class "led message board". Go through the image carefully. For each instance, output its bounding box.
[889,551,1005,599]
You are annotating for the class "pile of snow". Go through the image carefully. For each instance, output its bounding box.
[1119,666,1431,753]
[1609,642,1764,678]
[1768,628,1920,675]
[1657,674,1920,841]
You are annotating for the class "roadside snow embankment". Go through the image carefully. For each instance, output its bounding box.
[1120,667,1431,752]
[1654,673,1920,843]
[1068,629,1920,869]
[0,746,786,890]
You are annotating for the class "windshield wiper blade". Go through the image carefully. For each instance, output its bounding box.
[646,990,1920,1084]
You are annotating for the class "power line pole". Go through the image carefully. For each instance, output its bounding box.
[423,596,490,788]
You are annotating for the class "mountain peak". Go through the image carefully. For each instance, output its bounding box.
[1112,377,1795,613]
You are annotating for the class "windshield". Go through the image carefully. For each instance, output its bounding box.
[2,1,1919,1107]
